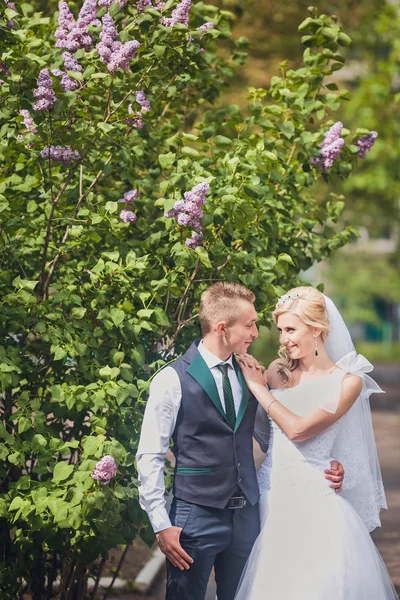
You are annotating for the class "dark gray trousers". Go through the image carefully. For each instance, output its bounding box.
[166,497,260,600]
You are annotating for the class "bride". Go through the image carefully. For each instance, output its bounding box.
[235,286,397,600]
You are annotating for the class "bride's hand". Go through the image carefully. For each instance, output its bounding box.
[236,354,268,388]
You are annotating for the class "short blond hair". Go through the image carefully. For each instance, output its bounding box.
[199,282,256,335]
[272,286,330,385]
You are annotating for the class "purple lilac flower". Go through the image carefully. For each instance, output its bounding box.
[136,0,152,11]
[33,69,57,111]
[96,12,140,72]
[319,138,345,171]
[136,0,164,12]
[55,0,100,52]
[118,189,138,203]
[185,231,203,249]
[98,0,127,7]
[165,181,209,234]
[321,121,343,148]
[136,90,150,113]
[162,0,191,27]
[126,93,149,128]
[189,21,214,41]
[198,21,214,37]
[61,73,80,92]
[0,62,10,77]
[40,145,81,165]
[119,209,137,222]
[90,455,117,484]
[19,110,37,135]
[108,40,140,72]
[62,52,82,72]
[356,131,378,158]
[6,1,16,27]
[311,121,345,171]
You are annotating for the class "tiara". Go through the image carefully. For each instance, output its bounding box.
[276,293,300,308]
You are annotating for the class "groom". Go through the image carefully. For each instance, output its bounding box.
[136,282,344,600]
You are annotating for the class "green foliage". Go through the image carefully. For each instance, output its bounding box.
[342,2,400,234]
[0,1,372,597]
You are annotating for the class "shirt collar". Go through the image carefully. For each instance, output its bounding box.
[198,340,234,369]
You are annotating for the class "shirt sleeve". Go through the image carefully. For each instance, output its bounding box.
[136,366,181,533]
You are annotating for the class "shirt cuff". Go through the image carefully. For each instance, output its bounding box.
[149,507,172,534]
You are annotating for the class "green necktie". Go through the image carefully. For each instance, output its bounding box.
[218,364,236,429]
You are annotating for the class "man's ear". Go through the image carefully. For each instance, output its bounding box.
[216,320,227,336]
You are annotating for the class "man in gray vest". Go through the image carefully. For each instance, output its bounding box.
[136,282,344,600]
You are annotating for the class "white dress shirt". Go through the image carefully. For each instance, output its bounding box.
[136,341,243,533]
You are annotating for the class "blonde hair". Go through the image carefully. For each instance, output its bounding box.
[199,282,256,335]
[272,286,330,386]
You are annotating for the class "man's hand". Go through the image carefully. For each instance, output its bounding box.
[156,526,194,571]
[325,460,345,493]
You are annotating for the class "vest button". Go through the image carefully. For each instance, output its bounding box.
[237,462,241,467]
[235,445,239,451]
[238,478,242,483]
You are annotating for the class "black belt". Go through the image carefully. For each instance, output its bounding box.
[227,495,247,509]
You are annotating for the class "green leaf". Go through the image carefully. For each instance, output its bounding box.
[71,307,86,319]
[105,201,118,213]
[158,152,176,168]
[99,365,120,379]
[278,253,294,265]
[18,416,31,434]
[263,151,278,162]
[27,200,38,213]
[153,44,166,57]
[12,276,39,291]
[214,135,232,146]
[110,308,125,326]
[279,121,295,139]
[195,246,212,268]
[32,434,47,450]
[181,146,200,157]
[9,496,23,511]
[54,346,67,361]
[97,122,114,134]
[53,461,74,484]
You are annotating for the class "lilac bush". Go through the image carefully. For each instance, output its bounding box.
[0,3,378,599]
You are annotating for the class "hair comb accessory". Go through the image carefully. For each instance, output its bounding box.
[276,293,300,309]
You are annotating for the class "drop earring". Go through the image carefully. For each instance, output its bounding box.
[314,337,318,357]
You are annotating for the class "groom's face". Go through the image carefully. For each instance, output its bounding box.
[223,300,259,354]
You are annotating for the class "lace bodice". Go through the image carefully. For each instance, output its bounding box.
[257,370,346,496]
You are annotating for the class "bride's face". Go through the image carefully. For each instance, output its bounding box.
[276,312,319,360]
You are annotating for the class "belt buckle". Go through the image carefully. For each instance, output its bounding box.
[228,496,246,509]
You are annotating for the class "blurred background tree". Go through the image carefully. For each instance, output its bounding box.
[213,0,400,360]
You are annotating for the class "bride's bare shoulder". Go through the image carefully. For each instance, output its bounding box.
[266,359,287,389]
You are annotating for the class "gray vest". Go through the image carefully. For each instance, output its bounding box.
[170,340,260,508]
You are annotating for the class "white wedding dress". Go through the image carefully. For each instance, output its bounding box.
[235,358,397,600]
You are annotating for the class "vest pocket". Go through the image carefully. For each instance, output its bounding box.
[176,467,212,474]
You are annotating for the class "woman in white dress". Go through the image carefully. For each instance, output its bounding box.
[234,286,397,600]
